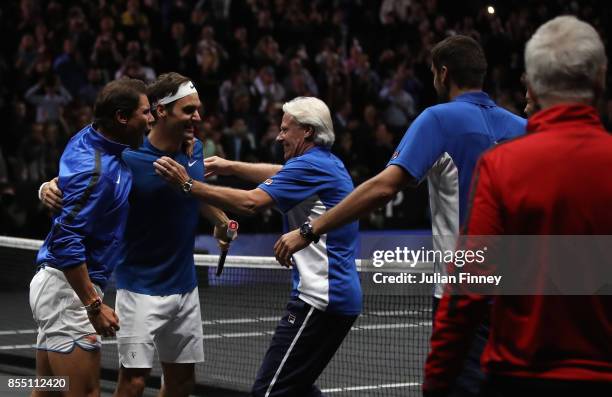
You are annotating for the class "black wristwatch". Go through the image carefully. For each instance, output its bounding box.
[182,177,194,194]
[300,221,320,243]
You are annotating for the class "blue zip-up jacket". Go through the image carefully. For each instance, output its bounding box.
[36,125,132,289]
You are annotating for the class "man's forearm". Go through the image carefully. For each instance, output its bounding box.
[200,203,230,225]
[192,181,263,216]
[311,177,395,235]
[229,161,282,184]
[312,166,412,236]
[63,263,100,306]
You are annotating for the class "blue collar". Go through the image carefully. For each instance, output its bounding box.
[86,124,130,155]
[302,146,330,156]
[143,135,163,155]
[452,91,496,107]
[142,135,185,156]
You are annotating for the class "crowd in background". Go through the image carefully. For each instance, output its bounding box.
[1,0,611,237]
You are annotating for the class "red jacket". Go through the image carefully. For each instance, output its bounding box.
[424,104,612,391]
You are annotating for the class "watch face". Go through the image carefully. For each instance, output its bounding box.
[300,222,315,241]
[182,179,193,193]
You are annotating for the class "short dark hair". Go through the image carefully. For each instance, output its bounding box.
[93,78,147,130]
[431,35,487,89]
[147,72,191,115]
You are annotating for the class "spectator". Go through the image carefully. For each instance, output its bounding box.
[78,67,105,106]
[227,26,252,66]
[196,120,225,160]
[195,46,223,108]
[114,56,156,84]
[350,54,382,112]
[332,100,355,137]
[3,101,30,161]
[257,121,284,164]
[2,0,611,237]
[251,66,285,113]
[196,25,227,65]
[136,24,163,70]
[284,57,319,98]
[164,21,196,75]
[14,33,38,75]
[351,104,379,161]
[53,38,87,97]
[65,6,94,58]
[379,74,416,132]
[24,74,72,123]
[253,35,283,68]
[400,64,424,109]
[319,51,350,109]
[221,118,256,162]
[90,34,123,80]
[15,122,48,183]
[219,67,250,114]
[369,122,396,173]
[333,132,358,175]
[121,0,149,31]
[379,0,412,24]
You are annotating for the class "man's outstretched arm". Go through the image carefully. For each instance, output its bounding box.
[205,156,282,184]
[155,156,275,216]
[273,165,415,266]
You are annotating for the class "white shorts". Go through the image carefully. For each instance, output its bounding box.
[115,287,204,368]
[29,266,104,353]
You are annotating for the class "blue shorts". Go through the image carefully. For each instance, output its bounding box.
[252,298,357,397]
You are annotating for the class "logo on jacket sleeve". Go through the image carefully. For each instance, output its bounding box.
[264,178,273,185]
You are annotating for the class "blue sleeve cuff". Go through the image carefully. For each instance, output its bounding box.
[387,160,423,182]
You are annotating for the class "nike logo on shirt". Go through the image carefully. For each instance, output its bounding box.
[116,173,121,184]
[188,160,197,167]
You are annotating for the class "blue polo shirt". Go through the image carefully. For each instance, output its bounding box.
[259,147,362,316]
[388,91,525,297]
[388,91,526,227]
[114,136,205,295]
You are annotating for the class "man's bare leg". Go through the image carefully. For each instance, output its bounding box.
[46,346,100,397]
[114,366,151,397]
[158,362,195,397]
[31,350,60,397]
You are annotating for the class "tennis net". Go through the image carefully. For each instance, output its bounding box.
[0,235,433,396]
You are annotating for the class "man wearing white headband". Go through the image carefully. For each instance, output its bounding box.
[156,79,199,106]
[40,72,234,397]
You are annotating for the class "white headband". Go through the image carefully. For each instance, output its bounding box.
[157,81,198,105]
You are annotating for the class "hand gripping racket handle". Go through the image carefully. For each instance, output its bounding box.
[216,220,238,277]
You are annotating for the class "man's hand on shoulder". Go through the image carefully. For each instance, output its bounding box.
[40,177,63,212]
[154,156,191,189]
[204,156,234,178]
